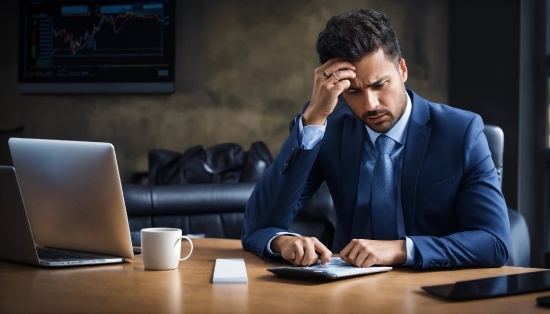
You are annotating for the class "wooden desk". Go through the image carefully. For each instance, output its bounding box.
[0,238,547,313]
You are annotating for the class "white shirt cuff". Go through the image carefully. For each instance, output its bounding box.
[266,232,301,256]
[299,115,326,150]
[404,237,415,266]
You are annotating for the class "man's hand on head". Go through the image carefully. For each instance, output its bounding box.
[270,235,332,266]
[303,59,356,126]
[340,239,406,267]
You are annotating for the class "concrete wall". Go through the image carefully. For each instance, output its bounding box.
[0,0,448,182]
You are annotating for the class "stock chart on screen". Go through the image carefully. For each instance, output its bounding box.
[18,0,176,94]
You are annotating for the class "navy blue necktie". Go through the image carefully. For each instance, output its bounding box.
[371,135,398,240]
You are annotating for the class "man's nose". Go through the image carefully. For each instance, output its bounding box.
[364,91,379,111]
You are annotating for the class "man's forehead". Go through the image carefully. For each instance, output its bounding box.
[350,61,399,85]
[349,71,392,87]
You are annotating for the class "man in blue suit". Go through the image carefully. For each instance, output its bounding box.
[241,9,510,269]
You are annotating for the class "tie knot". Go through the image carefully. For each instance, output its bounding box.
[376,135,397,154]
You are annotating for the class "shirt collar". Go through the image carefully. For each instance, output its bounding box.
[366,91,412,146]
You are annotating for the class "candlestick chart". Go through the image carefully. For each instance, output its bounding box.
[18,0,175,93]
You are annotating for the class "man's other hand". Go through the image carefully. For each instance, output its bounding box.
[271,235,332,266]
[340,239,406,267]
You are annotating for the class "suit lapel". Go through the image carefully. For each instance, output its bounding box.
[401,90,431,234]
[340,116,365,239]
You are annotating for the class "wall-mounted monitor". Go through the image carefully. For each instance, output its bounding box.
[18,0,176,94]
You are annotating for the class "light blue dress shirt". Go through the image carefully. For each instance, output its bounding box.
[268,94,415,266]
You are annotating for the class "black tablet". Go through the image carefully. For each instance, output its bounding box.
[422,270,550,301]
[537,295,550,307]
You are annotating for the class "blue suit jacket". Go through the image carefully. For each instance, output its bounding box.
[241,89,510,269]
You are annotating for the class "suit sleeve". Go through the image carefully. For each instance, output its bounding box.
[241,121,325,261]
[409,116,511,269]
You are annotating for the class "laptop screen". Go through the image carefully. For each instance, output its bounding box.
[8,138,133,259]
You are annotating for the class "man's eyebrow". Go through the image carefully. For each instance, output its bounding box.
[365,76,389,87]
[348,76,390,90]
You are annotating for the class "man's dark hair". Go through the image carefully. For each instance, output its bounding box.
[316,9,402,65]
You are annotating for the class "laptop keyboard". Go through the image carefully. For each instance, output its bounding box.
[37,248,100,261]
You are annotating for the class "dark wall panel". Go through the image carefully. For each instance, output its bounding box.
[449,0,521,208]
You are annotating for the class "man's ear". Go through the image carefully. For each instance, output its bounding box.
[399,58,408,83]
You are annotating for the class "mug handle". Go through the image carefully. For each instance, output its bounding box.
[178,236,194,261]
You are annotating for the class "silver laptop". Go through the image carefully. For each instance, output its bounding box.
[0,138,134,267]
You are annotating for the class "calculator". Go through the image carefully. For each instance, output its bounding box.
[267,257,392,281]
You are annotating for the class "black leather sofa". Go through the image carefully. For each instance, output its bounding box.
[123,126,530,267]
[123,142,337,249]
[123,182,337,248]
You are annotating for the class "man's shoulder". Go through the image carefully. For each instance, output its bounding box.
[411,90,477,119]
[410,90,481,131]
[427,101,477,120]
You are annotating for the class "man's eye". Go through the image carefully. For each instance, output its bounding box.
[346,89,359,94]
[374,81,387,89]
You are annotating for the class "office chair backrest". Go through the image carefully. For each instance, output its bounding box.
[483,124,531,267]
[483,125,504,185]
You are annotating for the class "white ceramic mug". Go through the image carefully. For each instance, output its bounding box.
[141,228,193,270]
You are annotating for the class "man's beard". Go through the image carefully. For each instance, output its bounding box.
[361,90,407,133]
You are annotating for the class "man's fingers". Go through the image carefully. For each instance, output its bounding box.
[302,247,319,266]
[347,243,363,267]
[320,69,353,98]
[306,60,356,126]
[361,254,377,268]
[317,248,332,265]
[284,251,296,261]
[339,240,353,265]
[280,238,310,266]
[340,239,374,267]
[319,59,355,77]
[353,247,372,268]
[340,239,361,259]
[291,242,305,265]
[327,69,356,82]
[334,79,351,93]
[340,239,407,267]
[299,237,329,266]
[279,237,333,266]
[313,239,332,265]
